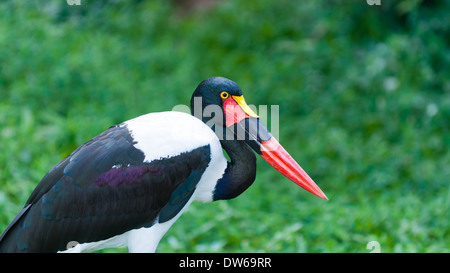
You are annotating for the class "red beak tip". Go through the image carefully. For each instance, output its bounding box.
[320,193,329,201]
[312,185,328,201]
[305,185,328,201]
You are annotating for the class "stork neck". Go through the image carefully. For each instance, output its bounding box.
[213,139,256,201]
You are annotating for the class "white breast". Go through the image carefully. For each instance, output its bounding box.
[124,111,227,203]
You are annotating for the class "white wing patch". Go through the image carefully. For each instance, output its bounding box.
[124,111,227,203]
[125,111,212,161]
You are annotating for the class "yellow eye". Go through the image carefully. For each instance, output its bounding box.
[220,91,229,99]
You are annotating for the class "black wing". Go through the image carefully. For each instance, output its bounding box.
[0,125,211,253]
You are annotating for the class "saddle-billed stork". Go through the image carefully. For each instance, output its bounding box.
[0,77,327,253]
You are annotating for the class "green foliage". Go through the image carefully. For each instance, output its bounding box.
[0,0,449,252]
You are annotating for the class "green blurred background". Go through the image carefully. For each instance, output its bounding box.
[0,0,449,252]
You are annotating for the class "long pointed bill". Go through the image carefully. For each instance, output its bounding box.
[223,95,328,200]
[258,137,328,200]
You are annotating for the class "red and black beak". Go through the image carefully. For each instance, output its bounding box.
[223,95,328,201]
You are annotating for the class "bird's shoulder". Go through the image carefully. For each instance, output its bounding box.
[124,111,221,163]
[25,111,217,205]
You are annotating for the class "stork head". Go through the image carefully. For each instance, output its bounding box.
[190,77,328,200]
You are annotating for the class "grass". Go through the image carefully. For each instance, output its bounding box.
[0,0,449,252]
